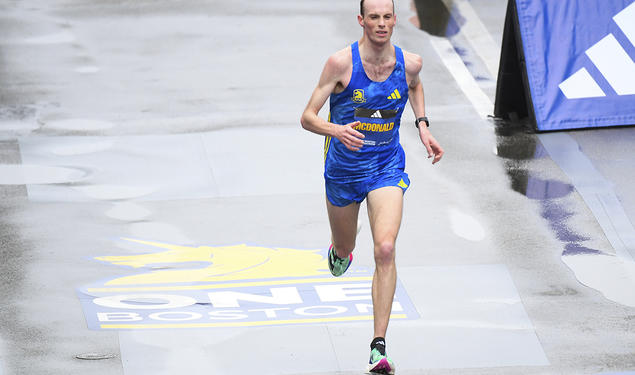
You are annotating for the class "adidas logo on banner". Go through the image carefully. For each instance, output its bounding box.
[559,2,635,99]
[371,110,382,118]
[387,89,401,100]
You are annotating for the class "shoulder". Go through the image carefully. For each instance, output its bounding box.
[324,46,352,77]
[320,46,353,91]
[401,49,423,75]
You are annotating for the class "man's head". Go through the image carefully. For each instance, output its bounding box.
[358,0,396,43]
[360,0,394,16]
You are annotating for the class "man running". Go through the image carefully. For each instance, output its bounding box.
[300,0,443,373]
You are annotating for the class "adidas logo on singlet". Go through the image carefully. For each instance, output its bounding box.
[371,110,382,118]
[387,89,401,100]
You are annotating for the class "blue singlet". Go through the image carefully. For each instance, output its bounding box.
[324,41,411,207]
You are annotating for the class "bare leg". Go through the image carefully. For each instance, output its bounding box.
[325,197,361,258]
[366,186,403,339]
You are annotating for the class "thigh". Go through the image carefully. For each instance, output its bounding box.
[366,186,404,244]
[326,197,361,250]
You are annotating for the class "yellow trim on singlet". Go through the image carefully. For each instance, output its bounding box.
[324,112,332,161]
[324,136,331,161]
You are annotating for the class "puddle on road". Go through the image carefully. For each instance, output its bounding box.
[0,164,88,185]
[562,253,635,306]
[105,202,152,222]
[75,66,100,74]
[493,119,635,306]
[493,119,592,247]
[44,118,115,132]
[19,31,76,45]
[73,185,156,201]
[494,119,575,199]
[128,222,193,245]
[449,207,486,242]
[51,140,114,156]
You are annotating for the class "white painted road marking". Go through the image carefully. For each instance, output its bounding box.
[428,36,494,118]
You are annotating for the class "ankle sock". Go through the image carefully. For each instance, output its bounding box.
[371,337,386,356]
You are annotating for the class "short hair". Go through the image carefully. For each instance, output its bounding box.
[360,0,395,16]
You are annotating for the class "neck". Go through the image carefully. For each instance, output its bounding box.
[358,35,393,63]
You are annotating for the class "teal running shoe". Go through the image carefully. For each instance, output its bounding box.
[327,244,352,277]
[366,348,395,374]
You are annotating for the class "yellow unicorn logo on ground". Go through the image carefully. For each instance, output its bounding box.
[79,239,417,330]
[97,238,330,286]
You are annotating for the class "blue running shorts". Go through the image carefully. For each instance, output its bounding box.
[325,169,410,207]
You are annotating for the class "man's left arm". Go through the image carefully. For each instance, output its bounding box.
[406,52,444,164]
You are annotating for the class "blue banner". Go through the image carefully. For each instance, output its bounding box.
[515,0,635,131]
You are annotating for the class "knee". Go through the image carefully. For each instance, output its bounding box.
[374,240,395,265]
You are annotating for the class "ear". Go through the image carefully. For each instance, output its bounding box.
[358,14,364,27]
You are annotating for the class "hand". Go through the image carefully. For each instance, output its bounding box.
[418,128,444,164]
[334,121,365,151]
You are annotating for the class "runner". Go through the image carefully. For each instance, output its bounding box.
[300,0,443,373]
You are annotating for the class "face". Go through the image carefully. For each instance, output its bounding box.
[358,0,396,43]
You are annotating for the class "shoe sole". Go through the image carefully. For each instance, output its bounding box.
[327,222,361,276]
[327,245,353,277]
[366,358,395,374]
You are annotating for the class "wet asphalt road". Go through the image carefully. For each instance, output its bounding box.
[1,0,634,374]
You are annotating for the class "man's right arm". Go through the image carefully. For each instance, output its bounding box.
[300,54,365,152]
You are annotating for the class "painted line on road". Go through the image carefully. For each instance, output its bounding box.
[87,276,374,293]
[102,314,408,329]
[439,0,501,77]
[428,36,494,119]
